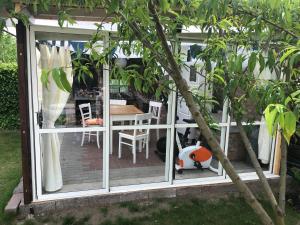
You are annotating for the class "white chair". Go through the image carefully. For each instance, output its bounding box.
[110,99,127,105]
[148,101,162,140]
[79,103,100,149]
[118,113,152,164]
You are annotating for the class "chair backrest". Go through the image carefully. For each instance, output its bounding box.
[148,101,162,120]
[133,113,152,136]
[79,103,92,127]
[110,99,127,105]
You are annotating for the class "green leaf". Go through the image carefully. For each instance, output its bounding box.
[280,48,298,63]
[59,68,72,93]
[41,69,49,88]
[248,52,256,73]
[134,78,142,91]
[160,0,170,13]
[264,106,277,135]
[283,111,297,143]
[52,68,65,91]
[108,0,119,13]
[267,49,275,69]
[259,53,265,73]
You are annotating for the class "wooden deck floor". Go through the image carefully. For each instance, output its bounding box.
[46,131,264,194]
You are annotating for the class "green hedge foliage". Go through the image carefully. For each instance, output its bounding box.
[0,63,20,129]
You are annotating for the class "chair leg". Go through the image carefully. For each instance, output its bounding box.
[146,137,149,159]
[88,131,91,142]
[96,131,100,149]
[118,136,122,159]
[81,132,85,146]
[133,140,136,164]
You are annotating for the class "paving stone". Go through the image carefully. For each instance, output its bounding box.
[148,188,176,199]
[119,191,149,202]
[32,201,56,216]
[4,193,23,214]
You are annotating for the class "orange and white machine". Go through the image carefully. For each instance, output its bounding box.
[175,135,218,174]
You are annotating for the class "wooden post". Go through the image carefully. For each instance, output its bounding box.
[16,20,32,204]
[273,131,282,175]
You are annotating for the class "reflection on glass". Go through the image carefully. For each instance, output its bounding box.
[40,132,104,194]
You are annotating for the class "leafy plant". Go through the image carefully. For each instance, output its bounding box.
[0,63,19,129]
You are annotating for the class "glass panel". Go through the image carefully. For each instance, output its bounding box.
[174,127,222,180]
[109,128,168,186]
[40,131,104,194]
[176,42,225,124]
[35,34,105,129]
[109,57,170,125]
[228,125,271,173]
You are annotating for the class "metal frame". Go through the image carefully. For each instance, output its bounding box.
[27,25,278,202]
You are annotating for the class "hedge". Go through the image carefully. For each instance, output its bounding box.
[0,63,20,129]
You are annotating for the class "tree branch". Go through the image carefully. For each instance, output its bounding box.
[147,1,274,225]
[279,133,287,214]
[230,5,298,39]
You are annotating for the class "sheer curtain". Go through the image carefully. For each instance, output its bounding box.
[39,44,73,192]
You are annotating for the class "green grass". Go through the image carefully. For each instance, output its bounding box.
[100,198,300,225]
[0,131,21,224]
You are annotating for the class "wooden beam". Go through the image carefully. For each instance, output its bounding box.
[273,131,282,175]
[16,20,32,204]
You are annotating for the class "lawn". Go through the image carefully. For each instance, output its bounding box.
[18,197,300,225]
[0,131,21,224]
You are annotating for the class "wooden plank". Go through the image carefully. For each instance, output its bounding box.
[273,131,282,175]
[110,105,143,115]
[16,21,32,204]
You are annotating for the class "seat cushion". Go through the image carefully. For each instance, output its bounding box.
[85,118,103,125]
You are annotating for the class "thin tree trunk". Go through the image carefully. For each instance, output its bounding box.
[279,133,287,214]
[237,121,285,225]
[145,2,274,225]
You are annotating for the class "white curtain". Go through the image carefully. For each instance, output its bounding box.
[39,44,73,192]
[258,116,273,164]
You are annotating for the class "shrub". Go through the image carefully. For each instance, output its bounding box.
[0,63,19,129]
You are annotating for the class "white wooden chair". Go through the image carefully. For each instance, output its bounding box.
[79,103,100,149]
[110,99,127,105]
[118,113,152,164]
[148,101,162,140]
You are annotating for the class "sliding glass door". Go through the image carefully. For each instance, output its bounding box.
[30,26,110,198]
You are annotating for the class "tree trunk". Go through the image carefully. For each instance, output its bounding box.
[279,133,287,214]
[237,121,285,225]
[145,2,274,225]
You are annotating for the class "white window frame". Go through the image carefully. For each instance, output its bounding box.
[27,25,277,202]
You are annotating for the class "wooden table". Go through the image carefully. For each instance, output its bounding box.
[109,105,143,154]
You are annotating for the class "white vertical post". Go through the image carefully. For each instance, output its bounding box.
[27,26,37,201]
[103,32,110,192]
[29,28,43,199]
[167,40,179,184]
[218,99,229,176]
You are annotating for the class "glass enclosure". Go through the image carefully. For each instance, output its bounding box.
[29,27,277,200]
